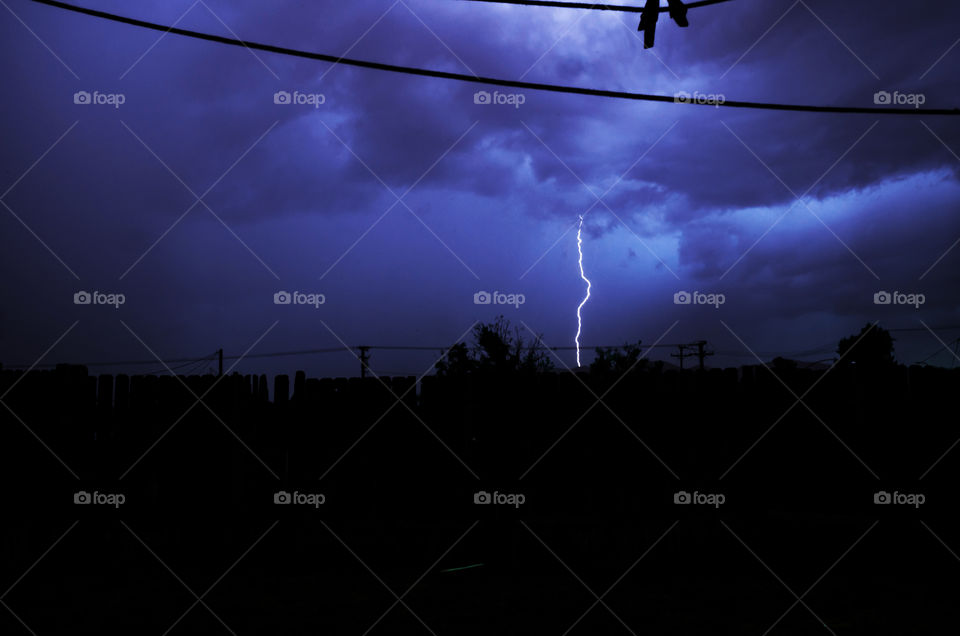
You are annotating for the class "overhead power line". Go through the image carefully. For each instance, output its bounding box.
[465,0,738,49]
[460,0,734,13]
[142,353,217,376]
[915,338,960,366]
[1,351,222,369]
[227,347,354,360]
[1,348,351,369]
[2,341,702,370]
[7,327,957,370]
[31,0,959,116]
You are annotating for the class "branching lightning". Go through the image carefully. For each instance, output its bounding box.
[575,214,592,367]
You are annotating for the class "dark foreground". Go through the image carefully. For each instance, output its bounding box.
[1,363,958,633]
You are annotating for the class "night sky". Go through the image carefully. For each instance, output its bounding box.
[2,0,958,379]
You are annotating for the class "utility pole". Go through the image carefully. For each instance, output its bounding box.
[671,344,692,370]
[358,346,370,378]
[218,348,223,377]
[694,340,714,371]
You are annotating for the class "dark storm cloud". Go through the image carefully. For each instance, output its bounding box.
[1,0,959,375]
[24,0,958,226]
[673,169,960,323]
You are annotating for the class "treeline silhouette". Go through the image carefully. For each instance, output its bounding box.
[1,321,958,632]
[1,322,956,513]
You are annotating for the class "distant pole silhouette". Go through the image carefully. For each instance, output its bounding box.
[218,349,223,377]
[671,344,692,370]
[694,340,713,371]
[359,346,370,378]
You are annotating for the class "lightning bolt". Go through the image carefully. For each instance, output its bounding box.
[575,214,592,367]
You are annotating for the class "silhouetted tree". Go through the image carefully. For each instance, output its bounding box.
[435,316,553,376]
[771,356,797,371]
[436,342,475,377]
[590,341,646,377]
[836,323,896,368]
